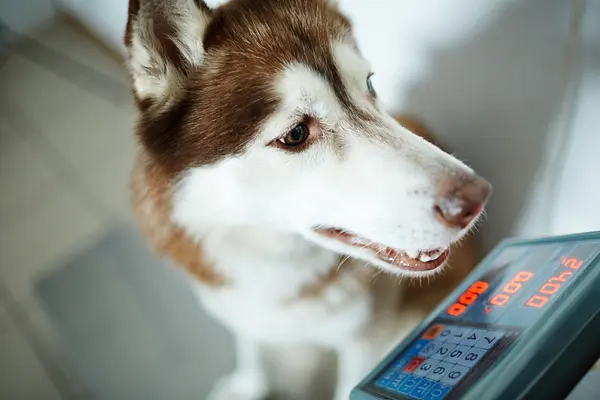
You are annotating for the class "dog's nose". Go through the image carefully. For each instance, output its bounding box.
[434,173,492,229]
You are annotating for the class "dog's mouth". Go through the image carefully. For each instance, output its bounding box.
[314,227,450,272]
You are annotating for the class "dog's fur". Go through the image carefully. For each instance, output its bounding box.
[125,1,491,399]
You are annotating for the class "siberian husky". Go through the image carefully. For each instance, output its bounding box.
[125,0,492,398]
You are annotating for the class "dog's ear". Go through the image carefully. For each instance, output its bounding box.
[325,0,339,8]
[124,0,212,104]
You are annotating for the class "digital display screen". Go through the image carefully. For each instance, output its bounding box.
[367,241,600,400]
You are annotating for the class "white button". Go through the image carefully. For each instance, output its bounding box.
[414,359,440,377]
[441,365,470,385]
[474,330,504,349]
[445,345,471,364]
[460,329,487,347]
[436,326,454,342]
[427,361,454,381]
[430,343,456,360]
[447,327,472,344]
[458,347,487,367]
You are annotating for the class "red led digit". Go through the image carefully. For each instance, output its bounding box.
[469,281,489,294]
[562,257,583,270]
[526,295,548,308]
[550,271,573,283]
[503,282,522,294]
[459,292,478,305]
[490,294,510,307]
[540,282,561,295]
[448,303,467,316]
[514,271,534,282]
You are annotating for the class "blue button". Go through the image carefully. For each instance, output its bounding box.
[398,376,422,395]
[424,383,452,400]
[387,373,408,390]
[393,355,413,370]
[409,339,431,356]
[410,378,436,399]
[375,371,396,387]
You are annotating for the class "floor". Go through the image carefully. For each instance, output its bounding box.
[0,17,137,399]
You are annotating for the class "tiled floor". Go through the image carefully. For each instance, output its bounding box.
[0,17,134,398]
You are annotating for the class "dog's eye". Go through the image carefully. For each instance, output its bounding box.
[367,73,376,96]
[279,123,309,147]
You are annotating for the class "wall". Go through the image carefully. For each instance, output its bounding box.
[540,0,600,236]
[54,0,128,54]
[0,0,56,35]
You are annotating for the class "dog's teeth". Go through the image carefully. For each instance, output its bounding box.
[406,250,419,259]
[419,253,433,262]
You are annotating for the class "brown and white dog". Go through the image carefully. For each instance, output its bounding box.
[124,0,492,399]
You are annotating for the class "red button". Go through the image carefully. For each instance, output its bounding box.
[403,356,426,373]
[423,324,445,340]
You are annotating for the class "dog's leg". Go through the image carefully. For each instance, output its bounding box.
[208,335,268,400]
[333,338,375,400]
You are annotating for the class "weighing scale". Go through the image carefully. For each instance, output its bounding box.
[351,231,600,400]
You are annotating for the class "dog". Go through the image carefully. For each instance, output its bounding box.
[124,0,492,399]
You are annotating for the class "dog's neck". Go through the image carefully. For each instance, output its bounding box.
[192,225,343,297]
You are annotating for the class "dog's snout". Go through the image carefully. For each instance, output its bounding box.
[434,174,492,229]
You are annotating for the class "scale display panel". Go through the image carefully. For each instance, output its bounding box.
[351,232,600,400]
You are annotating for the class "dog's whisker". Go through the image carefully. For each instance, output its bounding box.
[335,255,353,272]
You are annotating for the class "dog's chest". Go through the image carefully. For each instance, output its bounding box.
[193,229,376,344]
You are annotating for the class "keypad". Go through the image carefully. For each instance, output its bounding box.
[374,323,504,400]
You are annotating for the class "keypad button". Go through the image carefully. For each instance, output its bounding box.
[474,330,505,349]
[387,373,408,390]
[403,356,427,373]
[445,345,471,364]
[458,347,487,368]
[430,343,456,361]
[441,365,470,386]
[411,378,436,399]
[419,341,441,358]
[436,326,454,342]
[459,329,487,347]
[399,376,422,395]
[427,361,454,381]
[414,359,440,377]
[376,373,393,388]
[423,324,445,340]
[410,339,431,355]
[425,383,452,400]
[447,327,472,344]
[392,355,414,371]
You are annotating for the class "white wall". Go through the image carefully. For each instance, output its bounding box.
[55,0,128,54]
[523,0,600,236]
[0,0,56,35]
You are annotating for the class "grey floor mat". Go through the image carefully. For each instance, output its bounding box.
[35,224,236,400]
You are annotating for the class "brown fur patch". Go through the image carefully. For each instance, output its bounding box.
[131,151,226,286]
[127,0,361,177]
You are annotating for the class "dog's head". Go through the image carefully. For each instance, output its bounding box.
[125,0,491,276]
